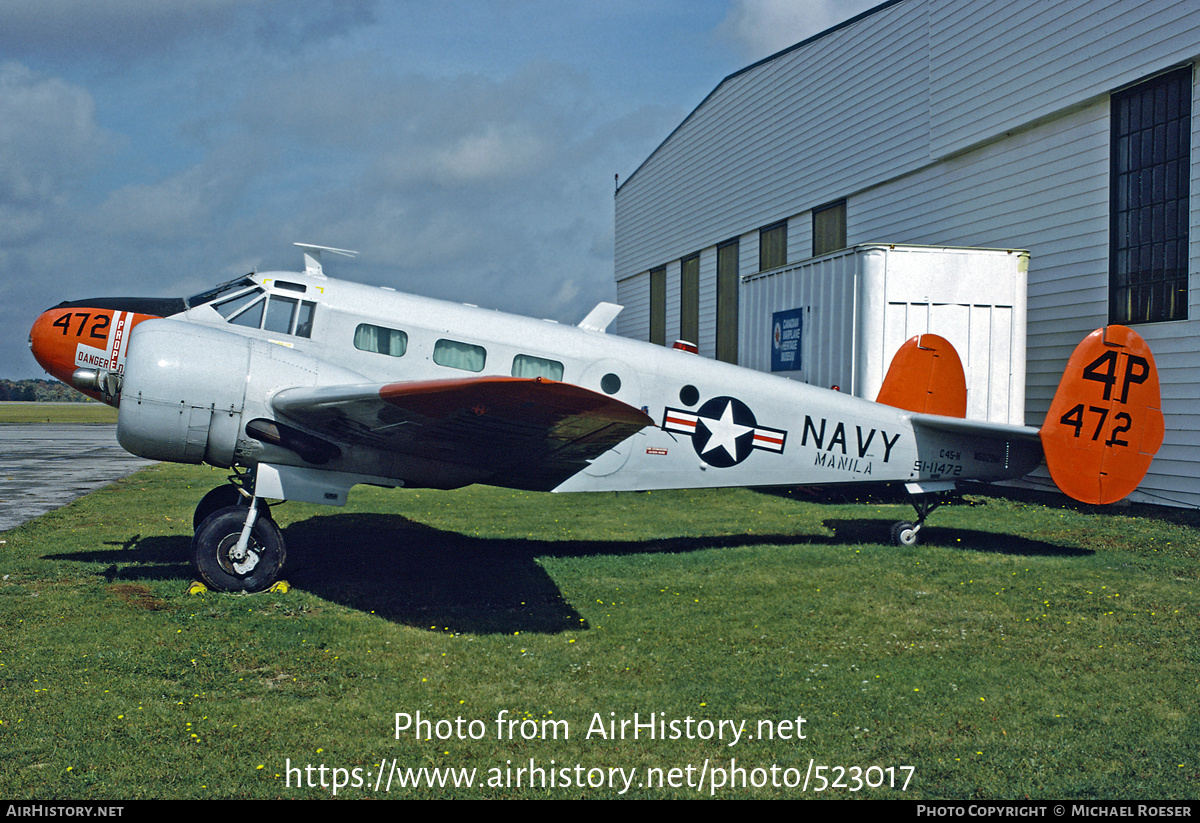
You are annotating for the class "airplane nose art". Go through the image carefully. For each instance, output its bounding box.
[29,304,159,406]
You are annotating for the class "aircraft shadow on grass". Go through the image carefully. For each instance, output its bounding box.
[51,509,1089,635]
[819,519,1094,557]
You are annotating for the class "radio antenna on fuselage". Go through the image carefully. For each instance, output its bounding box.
[294,243,359,277]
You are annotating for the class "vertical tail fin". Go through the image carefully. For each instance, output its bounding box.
[876,334,968,417]
[1040,326,1164,504]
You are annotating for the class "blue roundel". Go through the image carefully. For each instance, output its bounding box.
[690,396,758,467]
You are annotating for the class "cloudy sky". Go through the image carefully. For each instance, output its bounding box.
[3,0,878,379]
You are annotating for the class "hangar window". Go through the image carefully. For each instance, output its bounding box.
[649,265,666,346]
[434,338,486,372]
[813,201,846,256]
[512,354,564,381]
[354,324,408,357]
[680,254,699,346]
[1110,65,1192,324]
[759,222,787,271]
[715,239,739,364]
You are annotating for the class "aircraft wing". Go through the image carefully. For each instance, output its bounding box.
[270,376,653,490]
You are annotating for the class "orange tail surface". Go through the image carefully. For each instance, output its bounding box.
[876,334,968,417]
[1040,326,1165,504]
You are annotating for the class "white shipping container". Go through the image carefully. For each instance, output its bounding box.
[740,244,1029,425]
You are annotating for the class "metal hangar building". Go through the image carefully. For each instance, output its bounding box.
[612,0,1200,507]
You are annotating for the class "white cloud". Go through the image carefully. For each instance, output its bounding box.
[0,63,110,241]
[430,123,548,185]
[717,0,881,62]
[89,165,236,242]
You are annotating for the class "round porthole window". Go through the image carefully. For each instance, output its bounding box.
[600,373,621,394]
[679,384,699,406]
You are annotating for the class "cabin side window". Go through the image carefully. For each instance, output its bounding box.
[512,354,564,381]
[354,324,408,357]
[433,339,486,372]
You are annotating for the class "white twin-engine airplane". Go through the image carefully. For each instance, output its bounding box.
[29,244,1165,593]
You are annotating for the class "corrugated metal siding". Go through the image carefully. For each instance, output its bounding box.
[854,101,1113,392]
[614,274,648,341]
[930,0,1200,157]
[740,250,858,392]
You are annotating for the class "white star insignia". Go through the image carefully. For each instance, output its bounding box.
[698,401,752,460]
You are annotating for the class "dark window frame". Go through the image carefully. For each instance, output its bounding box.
[813,200,847,257]
[649,265,666,346]
[1110,65,1192,324]
[680,253,700,345]
[759,221,787,271]
[716,239,739,364]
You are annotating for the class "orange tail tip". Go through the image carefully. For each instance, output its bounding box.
[1040,325,1165,505]
[876,334,968,417]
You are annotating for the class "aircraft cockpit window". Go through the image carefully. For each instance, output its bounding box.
[214,289,315,338]
[188,277,258,308]
[433,339,486,372]
[512,354,564,381]
[354,324,408,356]
[216,290,265,326]
[295,301,315,338]
[264,295,298,334]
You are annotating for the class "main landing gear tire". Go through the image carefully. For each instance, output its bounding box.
[192,505,285,593]
[890,521,920,547]
[193,484,247,532]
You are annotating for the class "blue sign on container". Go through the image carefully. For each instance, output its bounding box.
[771,308,803,372]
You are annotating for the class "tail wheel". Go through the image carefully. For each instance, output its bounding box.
[192,505,285,592]
[890,521,920,547]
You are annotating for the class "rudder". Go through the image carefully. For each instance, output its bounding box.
[1040,326,1165,504]
[876,334,968,417]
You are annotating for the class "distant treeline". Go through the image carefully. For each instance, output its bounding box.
[0,379,91,403]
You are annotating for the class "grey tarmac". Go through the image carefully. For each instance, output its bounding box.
[0,424,155,532]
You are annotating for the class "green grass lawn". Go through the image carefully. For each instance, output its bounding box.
[0,463,1196,799]
[0,402,117,425]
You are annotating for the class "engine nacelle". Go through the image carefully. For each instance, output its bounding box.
[118,318,370,469]
[117,320,252,466]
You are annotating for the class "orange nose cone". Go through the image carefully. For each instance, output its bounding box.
[29,307,83,387]
[30,305,158,404]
